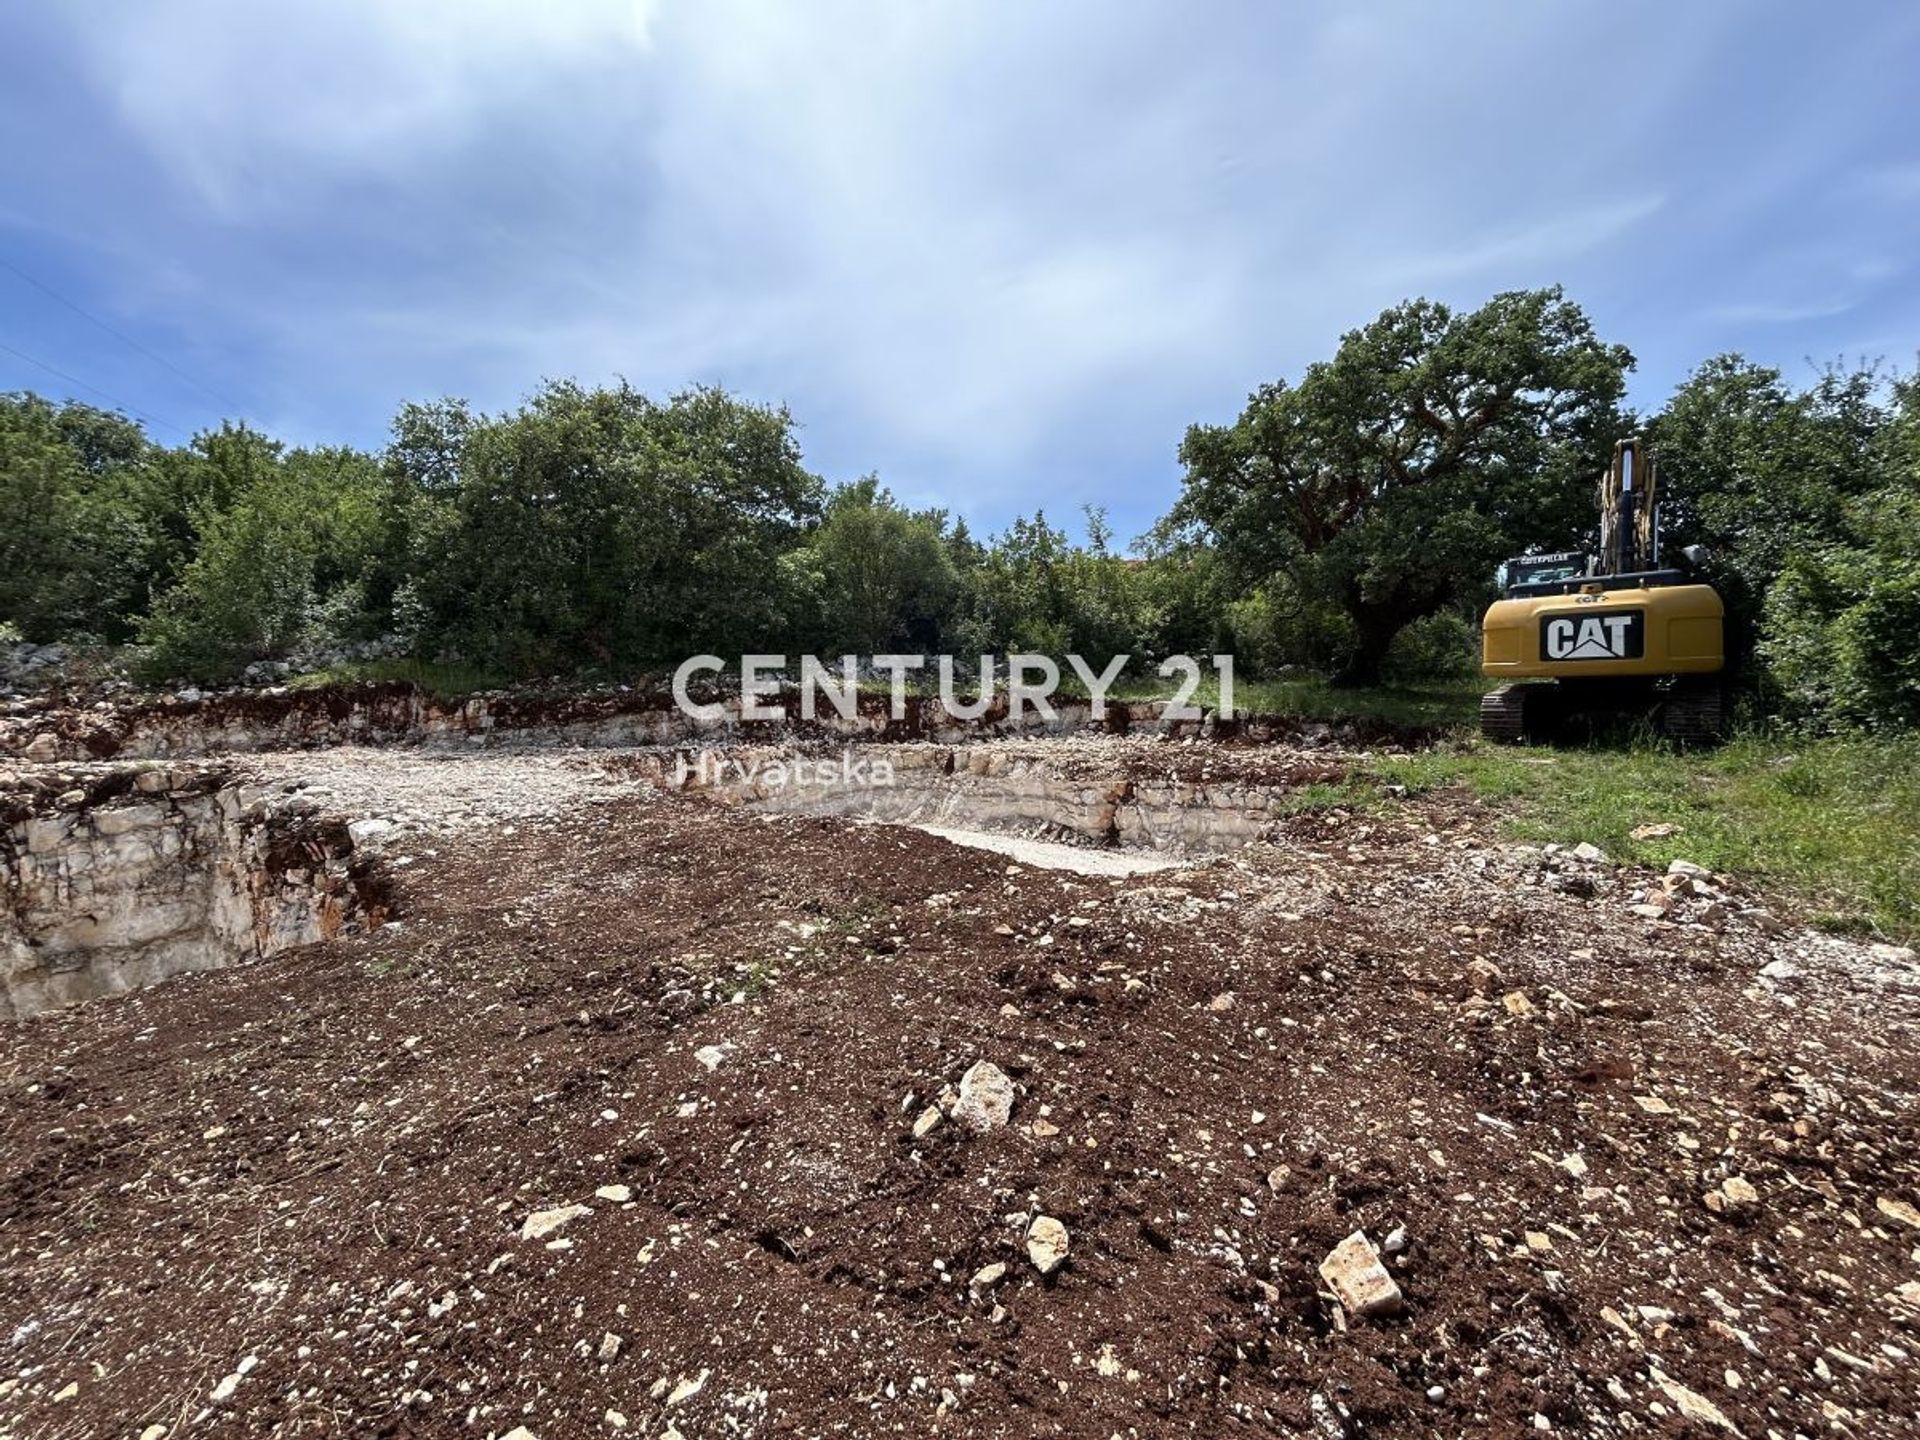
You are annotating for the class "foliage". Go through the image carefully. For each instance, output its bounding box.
[1176,287,1631,683]
[1650,357,1894,675]
[136,442,386,682]
[398,383,823,671]
[0,394,156,641]
[1761,474,1920,730]
[793,477,961,653]
[3,288,1917,735]
[1382,609,1479,683]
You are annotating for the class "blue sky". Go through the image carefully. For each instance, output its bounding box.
[3,1,1917,543]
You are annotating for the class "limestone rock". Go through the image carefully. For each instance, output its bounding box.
[1026,1215,1070,1273]
[347,817,395,846]
[1877,1195,1920,1229]
[519,1203,593,1242]
[1317,1230,1404,1319]
[1650,1370,1740,1434]
[23,733,58,763]
[594,1184,632,1203]
[969,1261,1008,1290]
[1704,1175,1760,1217]
[953,1060,1015,1132]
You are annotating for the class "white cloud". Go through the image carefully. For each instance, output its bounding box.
[29,0,1910,530]
[1704,297,1858,325]
[80,0,660,213]
[1367,196,1667,289]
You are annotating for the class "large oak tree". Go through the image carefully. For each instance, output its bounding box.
[1176,287,1631,683]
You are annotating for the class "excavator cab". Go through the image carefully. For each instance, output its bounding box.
[1479,439,1726,743]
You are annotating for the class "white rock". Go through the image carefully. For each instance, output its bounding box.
[1650,1369,1739,1433]
[1569,841,1607,864]
[347,817,395,845]
[693,1045,726,1071]
[952,1060,1015,1132]
[1667,858,1713,880]
[519,1203,593,1242]
[594,1184,632,1203]
[666,1368,709,1406]
[1026,1215,1070,1273]
[1317,1230,1404,1319]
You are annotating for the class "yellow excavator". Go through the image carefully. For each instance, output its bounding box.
[1480,438,1725,743]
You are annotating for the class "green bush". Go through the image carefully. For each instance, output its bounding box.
[1383,609,1479,683]
[137,479,319,682]
[1763,485,1920,730]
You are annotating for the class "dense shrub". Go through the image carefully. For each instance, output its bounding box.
[1762,485,1920,729]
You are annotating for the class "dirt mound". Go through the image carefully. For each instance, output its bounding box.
[2,774,1914,1437]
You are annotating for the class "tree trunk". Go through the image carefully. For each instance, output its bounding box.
[1331,602,1407,688]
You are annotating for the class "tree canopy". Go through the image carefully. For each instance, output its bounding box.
[1176,288,1632,682]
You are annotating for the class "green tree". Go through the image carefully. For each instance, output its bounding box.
[1757,371,1920,729]
[0,394,155,641]
[799,477,960,653]
[135,438,389,682]
[402,382,823,671]
[1176,287,1631,683]
[1650,356,1892,678]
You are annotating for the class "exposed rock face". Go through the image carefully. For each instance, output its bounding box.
[0,680,1436,764]
[687,741,1320,856]
[2,767,385,1020]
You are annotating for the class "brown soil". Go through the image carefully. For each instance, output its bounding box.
[3,765,1917,1439]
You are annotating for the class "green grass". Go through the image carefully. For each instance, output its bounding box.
[1223,676,1487,727]
[1322,733,1920,944]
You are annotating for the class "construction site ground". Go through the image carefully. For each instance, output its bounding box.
[3,738,1918,1439]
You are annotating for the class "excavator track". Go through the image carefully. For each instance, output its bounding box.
[1479,683,1533,743]
[1659,680,1724,743]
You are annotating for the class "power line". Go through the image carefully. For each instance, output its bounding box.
[0,338,190,438]
[0,255,243,414]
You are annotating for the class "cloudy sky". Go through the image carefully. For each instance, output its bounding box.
[2,1,1916,540]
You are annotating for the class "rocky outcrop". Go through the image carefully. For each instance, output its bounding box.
[2,765,388,1020]
[657,741,1321,854]
[0,680,1445,763]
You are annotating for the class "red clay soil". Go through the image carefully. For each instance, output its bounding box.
[3,787,1918,1438]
